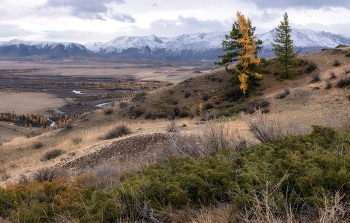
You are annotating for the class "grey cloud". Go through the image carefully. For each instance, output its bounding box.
[144,16,228,36]
[110,13,135,23]
[44,0,127,20]
[0,24,34,38]
[247,0,350,9]
[44,30,121,43]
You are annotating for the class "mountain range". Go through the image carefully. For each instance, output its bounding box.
[1,28,349,61]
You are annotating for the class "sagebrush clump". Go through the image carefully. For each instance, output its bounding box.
[104,124,132,139]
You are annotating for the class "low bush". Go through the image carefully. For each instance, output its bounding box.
[311,73,321,82]
[333,59,341,66]
[166,120,178,132]
[242,102,255,114]
[145,110,157,120]
[104,125,132,139]
[119,101,128,108]
[336,77,350,88]
[204,103,214,110]
[184,91,191,98]
[32,142,44,149]
[18,174,30,185]
[104,107,114,115]
[255,98,270,109]
[305,60,317,73]
[72,137,82,144]
[41,149,63,161]
[33,168,62,182]
[325,80,332,89]
[345,68,350,74]
[202,93,210,101]
[346,52,350,57]
[1,126,350,222]
[226,85,244,101]
[329,72,337,79]
[276,88,290,99]
[128,105,143,119]
[132,92,147,102]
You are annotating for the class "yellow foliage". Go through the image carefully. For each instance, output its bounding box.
[235,12,262,94]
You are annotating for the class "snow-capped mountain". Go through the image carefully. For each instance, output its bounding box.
[0,28,349,60]
[258,28,350,49]
[0,40,90,58]
[84,28,350,60]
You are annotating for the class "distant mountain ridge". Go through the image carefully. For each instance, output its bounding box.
[1,28,350,60]
[0,40,90,58]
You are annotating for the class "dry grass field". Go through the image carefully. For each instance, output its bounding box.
[0,48,350,222]
[0,92,66,115]
[1,47,350,188]
[0,46,350,185]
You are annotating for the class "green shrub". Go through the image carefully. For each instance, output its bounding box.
[235,126,350,210]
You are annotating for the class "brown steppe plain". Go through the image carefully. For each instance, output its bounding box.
[0,48,350,188]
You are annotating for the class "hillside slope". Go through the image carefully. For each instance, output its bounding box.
[1,47,350,186]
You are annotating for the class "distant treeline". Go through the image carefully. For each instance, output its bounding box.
[0,113,81,128]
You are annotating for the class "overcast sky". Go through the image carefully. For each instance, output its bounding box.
[0,0,349,43]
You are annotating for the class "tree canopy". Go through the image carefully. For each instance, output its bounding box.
[272,12,299,78]
[216,12,262,94]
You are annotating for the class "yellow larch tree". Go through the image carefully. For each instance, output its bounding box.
[235,12,262,94]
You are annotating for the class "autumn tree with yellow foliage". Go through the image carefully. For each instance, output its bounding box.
[216,12,262,94]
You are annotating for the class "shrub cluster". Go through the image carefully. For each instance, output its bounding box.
[333,59,341,66]
[104,125,132,139]
[242,98,270,114]
[311,73,321,82]
[304,60,317,73]
[336,77,350,88]
[0,126,350,222]
[276,88,290,99]
[41,149,63,161]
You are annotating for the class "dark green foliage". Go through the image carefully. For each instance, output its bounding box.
[273,13,299,78]
[215,14,262,73]
[225,85,244,101]
[235,126,350,206]
[104,125,132,139]
[1,126,350,221]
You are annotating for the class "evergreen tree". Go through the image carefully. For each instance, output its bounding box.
[216,12,262,94]
[272,12,299,78]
